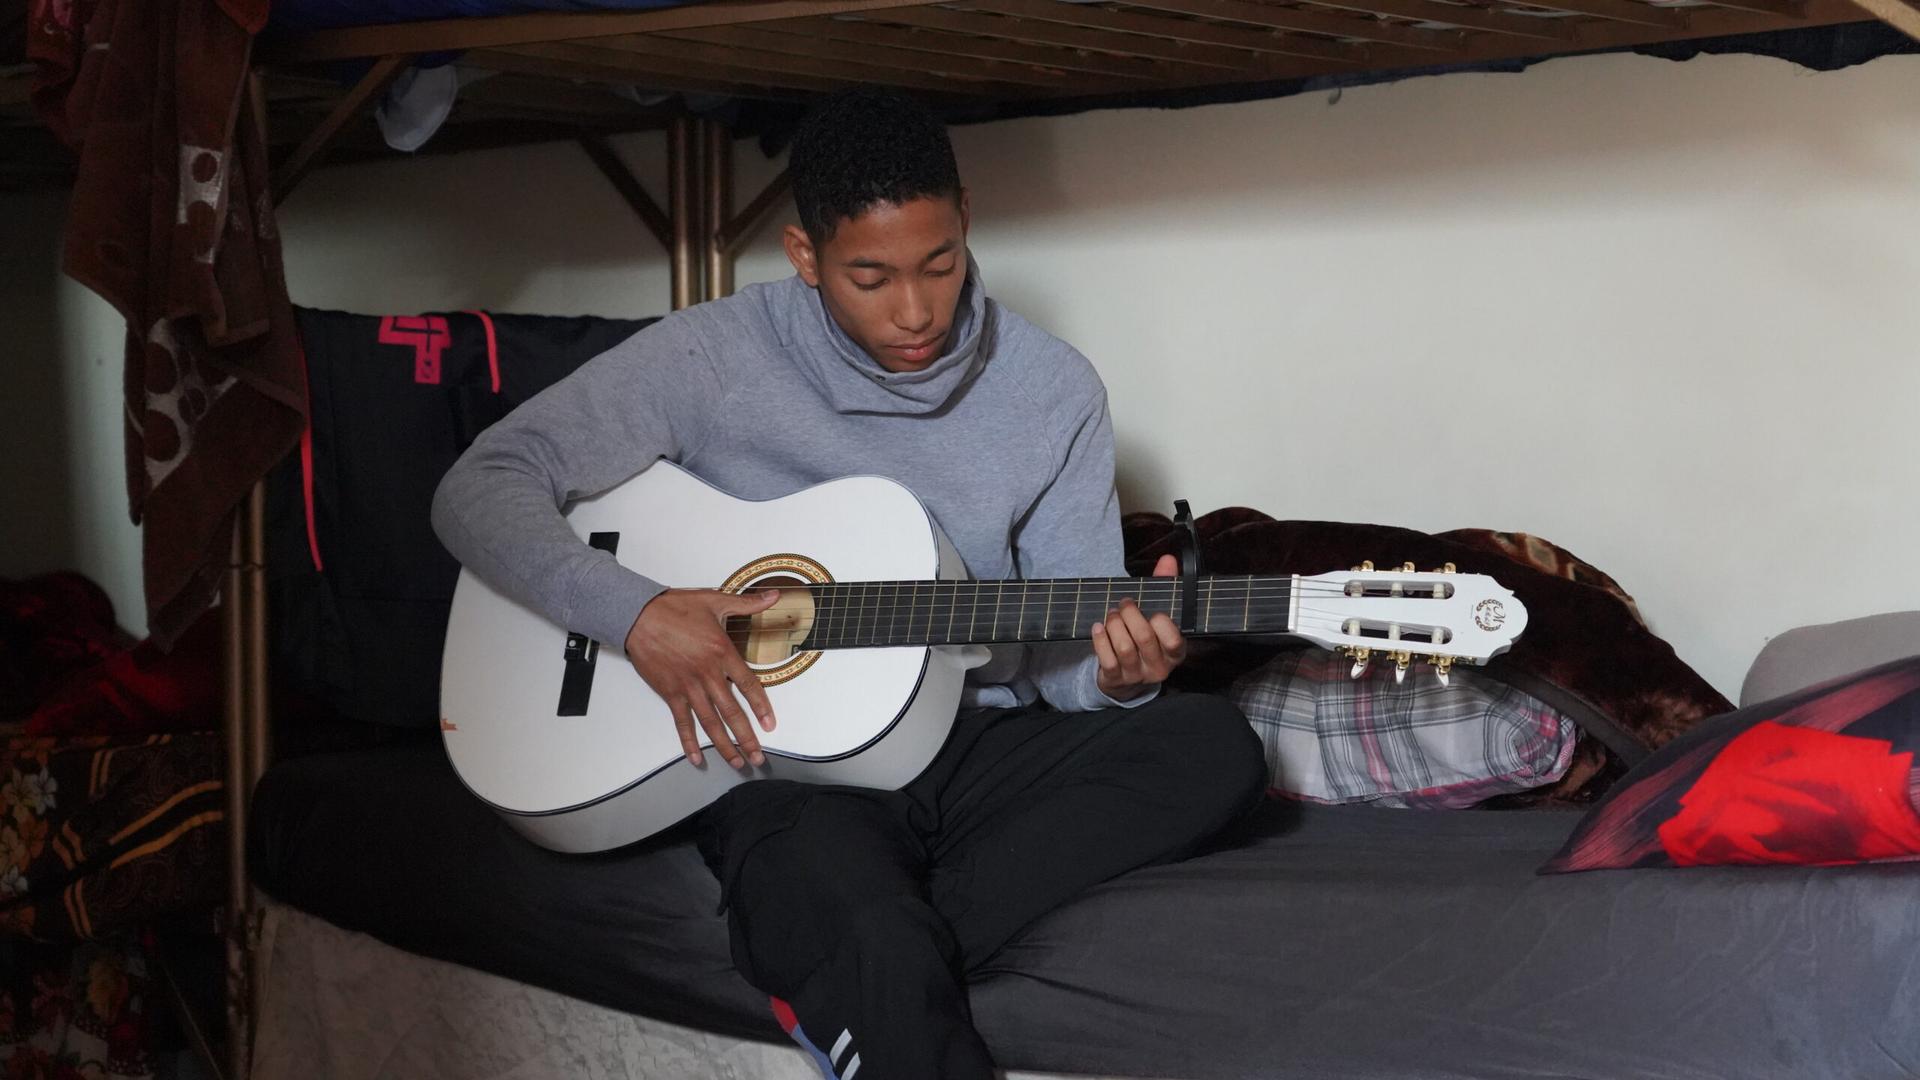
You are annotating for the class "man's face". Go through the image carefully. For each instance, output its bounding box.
[784,192,971,374]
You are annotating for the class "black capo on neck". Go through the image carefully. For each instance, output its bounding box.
[1171,499,1202,635]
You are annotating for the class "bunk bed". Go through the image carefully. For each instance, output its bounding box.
[10,1,1920,1076]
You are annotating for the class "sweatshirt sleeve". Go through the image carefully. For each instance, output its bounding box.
[1013,386,1162,714]
[430,314,727,651]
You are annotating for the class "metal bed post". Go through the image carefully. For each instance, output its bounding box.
[214,68,283,1080]
[219,500,252,1080]
[702,117,733,301]
[670,114,699,311]
[218,479,269,1080]
[706,115,792,304]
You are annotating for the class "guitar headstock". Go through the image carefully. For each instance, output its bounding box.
[1292,562,1527,684]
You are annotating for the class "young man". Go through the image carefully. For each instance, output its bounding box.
[432,88,1265,1078]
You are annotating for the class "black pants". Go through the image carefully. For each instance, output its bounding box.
[696,690,1267,1080]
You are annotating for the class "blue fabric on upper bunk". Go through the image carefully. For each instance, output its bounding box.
[269,0,702,32]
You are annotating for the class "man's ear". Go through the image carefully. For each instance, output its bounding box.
[958,188,971,239]
[784,224,820,287]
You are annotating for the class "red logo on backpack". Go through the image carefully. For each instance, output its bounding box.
[379,316,452,385]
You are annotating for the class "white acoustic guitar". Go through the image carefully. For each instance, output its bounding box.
[440,460,1528,853]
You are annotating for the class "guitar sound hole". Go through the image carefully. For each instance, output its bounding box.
[726,574,814,666]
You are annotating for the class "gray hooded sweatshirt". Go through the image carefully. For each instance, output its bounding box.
[431,260,1154,713]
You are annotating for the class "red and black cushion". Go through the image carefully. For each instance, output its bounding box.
[1542,654,1920,872]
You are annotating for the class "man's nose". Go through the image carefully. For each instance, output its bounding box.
[895,282,933,334]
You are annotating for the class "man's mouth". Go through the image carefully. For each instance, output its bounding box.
[889,333,946,363]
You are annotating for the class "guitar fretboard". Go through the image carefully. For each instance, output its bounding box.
[795,575,1294,650]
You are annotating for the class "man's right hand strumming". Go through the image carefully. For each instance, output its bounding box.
[624,588,781,770]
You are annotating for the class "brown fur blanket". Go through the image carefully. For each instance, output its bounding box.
[1122,509,1732,803]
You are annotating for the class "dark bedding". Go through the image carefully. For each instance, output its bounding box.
[250,740,1920,1079]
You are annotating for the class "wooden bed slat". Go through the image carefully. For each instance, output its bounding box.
[1503,0,1690,26]
[1087,0,1469,51]
[779,16,1178,80]
[775,15,1175,77]
[271,54,408,205]
[662,25,1068,91]
[578,134,673,249]
[892,3,1368,67]
[1005,0,1870,99]
[1692,0,1807,17]
[591,28,1024,95]
[1288,0,1580,40]
[719,170,794,253]
[468,42,809,99]
[1847,0,1920,32]
[264,0,956,64]
[969,0,1391,62]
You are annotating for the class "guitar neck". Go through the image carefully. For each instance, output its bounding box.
[796,575,1294,650]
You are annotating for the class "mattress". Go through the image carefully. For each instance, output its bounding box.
[252,901,1142,1080]
[250,740,1920,1079]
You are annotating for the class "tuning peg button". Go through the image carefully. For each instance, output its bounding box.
[1345,645,1373,680]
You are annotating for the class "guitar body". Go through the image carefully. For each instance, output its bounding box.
[440,460,985,853]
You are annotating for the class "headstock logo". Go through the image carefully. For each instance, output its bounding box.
[1473,599,1507,632]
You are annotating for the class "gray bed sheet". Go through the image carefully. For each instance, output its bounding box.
[251,741,1920,1080]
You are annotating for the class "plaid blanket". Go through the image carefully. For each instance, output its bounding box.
[1232,649,1577,808]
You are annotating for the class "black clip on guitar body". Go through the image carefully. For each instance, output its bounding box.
[1172,499,1202,635]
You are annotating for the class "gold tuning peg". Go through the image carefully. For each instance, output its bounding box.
[1443,562,1457,574]
[1431,655,1455,687]
[1399,562,1416,573]
[1351,560,1375,573]
[1345,645,1373,680]
[1391,649,1413,685]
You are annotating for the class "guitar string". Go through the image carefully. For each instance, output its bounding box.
[721,593,1472,647]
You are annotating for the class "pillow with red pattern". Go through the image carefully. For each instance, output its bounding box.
[1541,654,1920,873]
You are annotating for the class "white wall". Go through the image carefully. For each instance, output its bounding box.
[1,187,147,630]
[8,49,1920,696]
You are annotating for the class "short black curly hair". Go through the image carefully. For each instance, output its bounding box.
[788,87,961,244]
